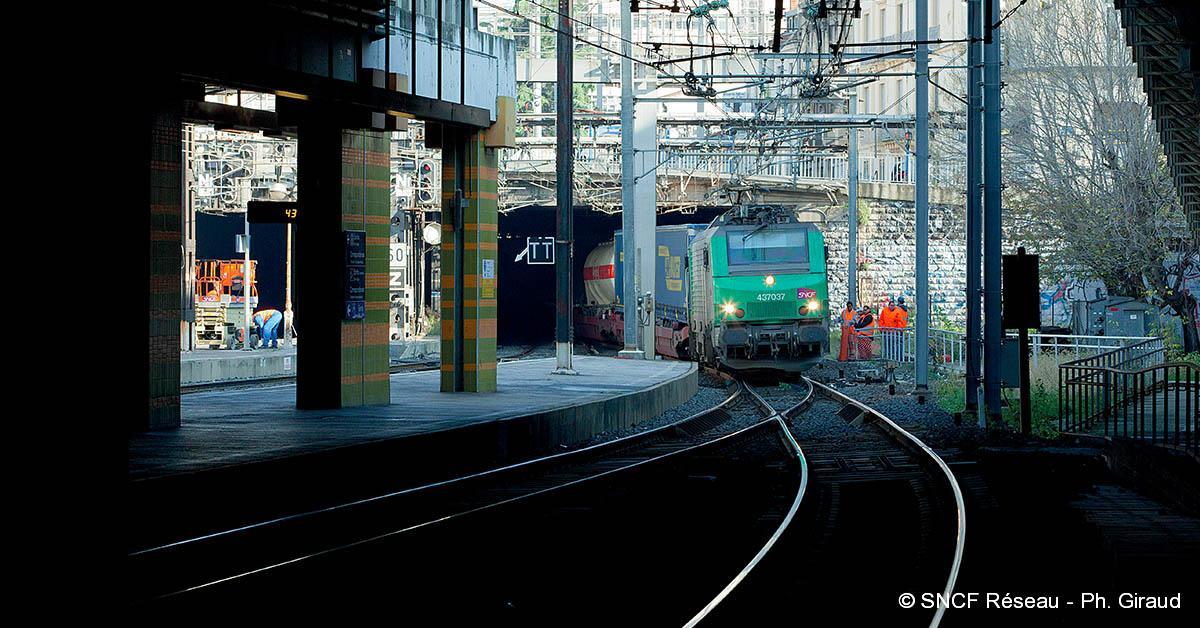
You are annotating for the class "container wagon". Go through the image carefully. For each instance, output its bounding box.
[576,225,702,358]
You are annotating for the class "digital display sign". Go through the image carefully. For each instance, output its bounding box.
[247,200,300,224]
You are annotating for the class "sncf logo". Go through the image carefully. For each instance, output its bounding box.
[797,288,817,299]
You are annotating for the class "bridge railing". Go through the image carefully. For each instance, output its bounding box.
[1058,340,1196,452]
[502,147,965,187]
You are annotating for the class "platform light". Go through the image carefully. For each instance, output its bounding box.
[268,181,289,201]
[422,222,442,245]
[764,274,776,287]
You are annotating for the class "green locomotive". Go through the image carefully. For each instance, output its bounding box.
[688,205,830,369]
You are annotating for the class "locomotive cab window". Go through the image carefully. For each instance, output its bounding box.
[726,226,810,270]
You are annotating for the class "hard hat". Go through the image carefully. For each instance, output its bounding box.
[897,296,906,304]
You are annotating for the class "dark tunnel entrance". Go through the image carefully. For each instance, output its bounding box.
[496,206,728,345]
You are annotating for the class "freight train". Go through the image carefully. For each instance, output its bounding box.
[578,224,699,359]
[577,205,830,371]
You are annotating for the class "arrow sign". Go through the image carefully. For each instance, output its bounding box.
[515,236,555,264]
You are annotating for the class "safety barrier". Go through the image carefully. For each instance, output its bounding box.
[1059,339,1196,453]
[890,329,1155,374]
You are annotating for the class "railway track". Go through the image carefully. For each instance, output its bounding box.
[129,370,802,615]
[133,370,962,625]
[692,377,965,627]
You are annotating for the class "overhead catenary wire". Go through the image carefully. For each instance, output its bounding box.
[992,0,1030,31]
[486,0,934,205]
[517,0,654,53]
[475,0,663,71]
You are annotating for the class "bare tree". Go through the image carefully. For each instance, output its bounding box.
[1002,0,1198,352]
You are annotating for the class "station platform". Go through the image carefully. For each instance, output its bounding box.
[180,346,298,387]
[128,357,697,546]
[389,335,440,362]
[180,336,443,387]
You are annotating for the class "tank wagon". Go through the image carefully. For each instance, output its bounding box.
[577,224,701,358]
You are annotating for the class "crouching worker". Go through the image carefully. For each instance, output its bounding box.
[253,308,283,349]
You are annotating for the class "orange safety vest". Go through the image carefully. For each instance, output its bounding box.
[859,315,876,335]
[254,309,280,322]
[841,308,856,325]
[894,307,909,328]
[880,306,901,328]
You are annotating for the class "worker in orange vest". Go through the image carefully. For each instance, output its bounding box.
[838,301,857,361]
[879,299,908,329]
[878,298,908,361]
[253,308,283,349]
[853,305,876,359]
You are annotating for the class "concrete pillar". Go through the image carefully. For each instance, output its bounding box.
[145,97,183,431]
[295,118,392,409]
[632,101,658,358]
[439,130,499,392]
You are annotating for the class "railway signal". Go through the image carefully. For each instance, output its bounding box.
[1002,247,1040,435]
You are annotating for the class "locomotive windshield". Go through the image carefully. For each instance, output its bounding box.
[725,226,809,267]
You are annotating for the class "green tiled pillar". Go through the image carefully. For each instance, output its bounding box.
[440,131,499,392]
[340,129,392,405]
[295,118,391,409]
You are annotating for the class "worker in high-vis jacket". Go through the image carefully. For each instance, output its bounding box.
[838,301,857,361]
[853,306,877,359]
[878,298,909,361]
[253,308,283,349]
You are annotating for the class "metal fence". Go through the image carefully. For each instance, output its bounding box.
[503,147,965,188]
[1058,339,1197,453]
[891,329,1155,373]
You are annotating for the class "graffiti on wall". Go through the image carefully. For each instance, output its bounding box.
[1040,278,1103,328]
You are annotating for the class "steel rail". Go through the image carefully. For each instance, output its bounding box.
[683,380,810,627]
[132,371,743,557]
[154,393,783,598]
[805,377,966,628]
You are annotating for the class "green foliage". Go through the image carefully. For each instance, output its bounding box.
[1153,317,1186,359]
[573,84,596,111]
[1000,359,1061,438]
[1000,382,1061,439]
[857,199,871,226]
[930,303,965,333]
[933,376,966,418]
[934,359,1062,439]
[516,83,535,113]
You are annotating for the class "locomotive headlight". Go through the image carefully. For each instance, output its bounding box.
[805,299,821,313]
[764,275,776,287]
[721,302,738,316]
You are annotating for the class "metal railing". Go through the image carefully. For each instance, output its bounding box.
[502,147,965,188]
[1059,339,1196,453]
[892,328,1156,373]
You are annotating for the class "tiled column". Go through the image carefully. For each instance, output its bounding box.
[340,129,392,405]
[144,100,182,430]
[295,118,391,408]
[439,131,499,392]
